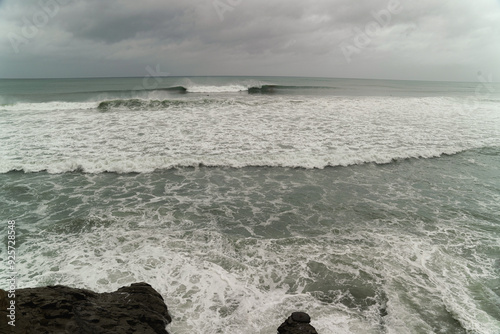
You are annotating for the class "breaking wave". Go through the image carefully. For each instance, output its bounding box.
[0,84,336,110]
[1,147,496,174]
[180,84,333,94]
[3,92,499,175]
[156,84,333,94]
[96,98,229,111]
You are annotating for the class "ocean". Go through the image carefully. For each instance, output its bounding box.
[1,76,499,333]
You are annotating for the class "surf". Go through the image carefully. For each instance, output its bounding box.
[1,147,496,174]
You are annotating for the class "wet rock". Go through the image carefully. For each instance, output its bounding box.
[278,312,318,334]
[0,282,171,334]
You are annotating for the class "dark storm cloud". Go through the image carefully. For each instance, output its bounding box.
[69,11,167,44]
[59,1,194,44]
[0,0,499,80]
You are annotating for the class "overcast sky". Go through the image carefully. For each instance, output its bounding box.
[1,0,499,81]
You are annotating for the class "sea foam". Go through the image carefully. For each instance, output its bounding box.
[1,95,499,174]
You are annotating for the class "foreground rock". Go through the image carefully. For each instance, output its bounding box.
[0,282,171,334]
[278,312,318,334]
[1,283,318,333]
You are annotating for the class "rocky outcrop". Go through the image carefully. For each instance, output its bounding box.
[278,312,318,334]
[1,283,319,334]
[0,282,171,334]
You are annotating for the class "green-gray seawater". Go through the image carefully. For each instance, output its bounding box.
[1,77,499,333]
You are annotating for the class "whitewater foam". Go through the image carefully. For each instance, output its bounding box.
[1,101,97,111]
[186,84,249,93]
[11,211,499,333]
[1,95,499,173]
[2,147,499,333]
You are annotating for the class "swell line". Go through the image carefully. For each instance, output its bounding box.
[1,147,493,174]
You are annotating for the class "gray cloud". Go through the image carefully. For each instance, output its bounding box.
[1,0,499,80]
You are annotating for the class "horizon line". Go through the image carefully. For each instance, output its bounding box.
[0,74,492,84]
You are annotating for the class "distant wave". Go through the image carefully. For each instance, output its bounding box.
[180,84,334,94]
[182,84,248,93]
[157,83,335,94]
[0,84,336,109]
[160,86,188,93]
[97,98,233,111]
[57,86,188,95]
[0,98,232,112]
[248,85,334,93]
[66,85,188,95]
[95,92,318,111]
[98,98,183,111]
[248,85,278,93]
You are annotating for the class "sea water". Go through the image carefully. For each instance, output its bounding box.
[0,76,499,333]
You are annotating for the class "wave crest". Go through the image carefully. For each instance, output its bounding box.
[97,98,233,111]
[0,147,482,174]
[164,83,332,94]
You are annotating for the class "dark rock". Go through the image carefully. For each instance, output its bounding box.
[291,312,311,323]
[0,282,171,334]
[278,312,318,334]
